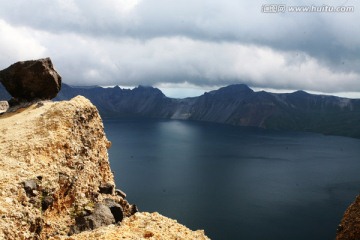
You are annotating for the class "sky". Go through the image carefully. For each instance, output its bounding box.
[0,0,359,98]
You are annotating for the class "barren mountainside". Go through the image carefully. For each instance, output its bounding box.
[51,83,360,139]
[0,96,209,239]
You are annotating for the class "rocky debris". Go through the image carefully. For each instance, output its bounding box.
[103,198,124,223]
[69,198,125,235]
[21,178,55,213]
[0,58,61,103]
[0,96,134,239]
[4,99,49,113]
[62,212,210,240]
[115,189,127,199]
[0,101,8,113]
[0,96,209,239]
[69,203,115,235]
[23,179,38,197]
[30,217,44,236]
[42,194,55,212]
[130,204,139,215]
[99,182,114,194]
[337,194,360,240]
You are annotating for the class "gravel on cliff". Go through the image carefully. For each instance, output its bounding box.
[0,96,209,239]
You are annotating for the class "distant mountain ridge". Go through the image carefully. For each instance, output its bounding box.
[1,82,360,138]
[0,83,10,100]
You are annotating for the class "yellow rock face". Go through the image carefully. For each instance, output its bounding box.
[59,212,209,240]
[336,194,360,240]
[0,96,209,239]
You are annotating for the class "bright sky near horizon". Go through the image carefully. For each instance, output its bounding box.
[0,0,359,98]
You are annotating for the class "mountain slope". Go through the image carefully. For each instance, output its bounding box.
[53,83,360,138]
[2,82,360,138]
[0,83,11,100]
[55,84,176,117]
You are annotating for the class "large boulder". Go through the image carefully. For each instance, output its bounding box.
[69,203,116,235]
[0,58,61,102]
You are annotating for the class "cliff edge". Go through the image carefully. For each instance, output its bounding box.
[337,194,360,240]
[0,96,209,239]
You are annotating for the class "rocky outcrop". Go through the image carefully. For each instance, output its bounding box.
[65,212,209,240]
[0,96,209,239]
[336,195,360,240]
[0,58,61,104]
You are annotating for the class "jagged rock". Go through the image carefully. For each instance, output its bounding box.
[131,204,139,215]
[103,198,123,223]
[69,199,124,235]
[85,203,116,226]
[115,189,127,199]
[6,99,48,112]
[29,217,43,235]
[99,182,114,194]
[23,179,38,197]
[0,58,61,102]
[41,195,54,211]
[0,96,209,239]
[68,212,210,239]
[69,203,115,235]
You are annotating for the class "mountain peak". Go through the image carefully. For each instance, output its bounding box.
[210,84,253,95]
[134,85,165,97]
[291,90,310,96]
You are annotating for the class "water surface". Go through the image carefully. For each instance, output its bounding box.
[104,118,360,239]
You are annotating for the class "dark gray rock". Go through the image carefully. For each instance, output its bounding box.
[103,198,123,223]
[115,189,127,199]
[23,179,38,197]
[0,58,61,102]
[69,203,115,235]
[41,195,54,211]
[131,204,139,215]
[84,204,115,228]
[29,217,43,235]
[99,182,114,194]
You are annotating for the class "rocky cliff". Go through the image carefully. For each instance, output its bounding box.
[0,96,209,239]
[336,195,360,240]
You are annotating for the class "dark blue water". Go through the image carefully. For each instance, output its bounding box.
[103,118,360,240]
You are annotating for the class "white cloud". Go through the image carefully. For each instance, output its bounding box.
[0,19,46,67]
[0,0,359,97]
[114,0,142,13]
[25,30,359,94]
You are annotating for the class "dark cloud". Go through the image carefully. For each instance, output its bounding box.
[0,0,359,96]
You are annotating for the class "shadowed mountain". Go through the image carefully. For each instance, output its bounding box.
[55,84,176,117]
[0,83,11,100]
[2,82,360,138]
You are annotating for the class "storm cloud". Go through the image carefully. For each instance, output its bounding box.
[0,0,359,97]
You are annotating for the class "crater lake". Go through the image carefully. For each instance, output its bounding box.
[104,118,360,240]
